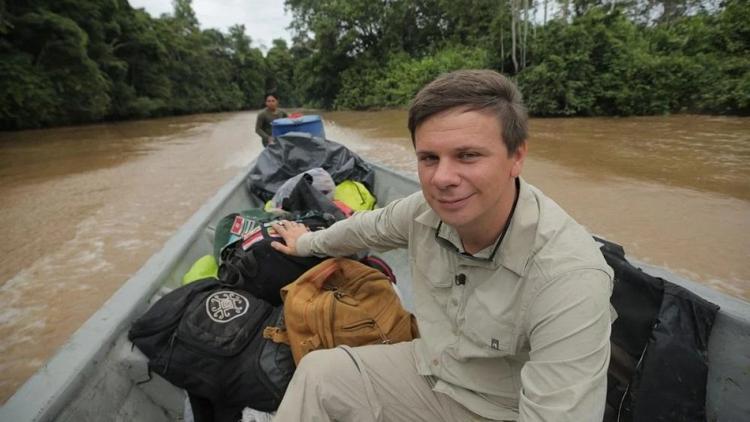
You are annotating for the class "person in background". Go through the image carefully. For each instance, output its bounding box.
[271,70,615,421]
[255,93,288,147]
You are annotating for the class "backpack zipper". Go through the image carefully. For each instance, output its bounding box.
[162,331,178,374]
[331,290,389,344]
[328,290,338,348]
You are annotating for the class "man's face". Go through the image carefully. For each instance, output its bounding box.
[265,96,278,111]
[415,108,526,237]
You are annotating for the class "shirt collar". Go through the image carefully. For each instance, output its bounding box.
[414,177,538,275]
[497,177,538,276]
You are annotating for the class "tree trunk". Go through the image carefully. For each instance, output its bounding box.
[511,0,518,73]
[522,0,529,69]
[500,19,505,73]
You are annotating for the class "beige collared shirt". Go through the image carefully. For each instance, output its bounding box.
[297,178,614,421]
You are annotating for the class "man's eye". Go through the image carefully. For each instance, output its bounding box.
[459,152,479,160]
[418,155,438,164]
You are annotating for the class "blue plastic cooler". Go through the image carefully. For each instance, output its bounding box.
[271,114,325,138]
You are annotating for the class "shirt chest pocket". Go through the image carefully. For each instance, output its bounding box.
[457,307,519,358]
[411,259,453,312]
[411,243,454,294]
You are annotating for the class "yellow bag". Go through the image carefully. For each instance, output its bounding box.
[334,180,376,211]
[182,255,218,285]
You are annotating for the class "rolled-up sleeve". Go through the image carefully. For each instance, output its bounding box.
[519,267,613,422]
[296,191,423,257]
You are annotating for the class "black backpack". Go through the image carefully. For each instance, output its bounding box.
[218,213,331,306]
[128,279,294,420]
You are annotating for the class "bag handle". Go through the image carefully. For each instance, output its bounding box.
[305,258,340,289]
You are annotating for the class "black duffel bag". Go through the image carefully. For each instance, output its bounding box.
[128,279,294,421]
[598,238,719,422]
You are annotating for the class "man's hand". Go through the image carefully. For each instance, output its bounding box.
[271,220,310,256]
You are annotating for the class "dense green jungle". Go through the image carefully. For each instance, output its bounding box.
[1,0,748,130]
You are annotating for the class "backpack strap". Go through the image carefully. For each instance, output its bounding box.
[360,255,397,284]
[263,326,290,345]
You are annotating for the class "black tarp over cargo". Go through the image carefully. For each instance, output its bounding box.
[599,238,719,422]
[246,133,375,201]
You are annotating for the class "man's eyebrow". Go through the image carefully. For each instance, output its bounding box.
[416,145,490,155]
[455,145,490,152]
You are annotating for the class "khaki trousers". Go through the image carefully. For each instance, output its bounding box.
[273,340,494,422]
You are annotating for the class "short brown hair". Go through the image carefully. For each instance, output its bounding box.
[408,69,528,155]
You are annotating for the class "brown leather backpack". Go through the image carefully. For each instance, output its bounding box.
[264,257,418,364]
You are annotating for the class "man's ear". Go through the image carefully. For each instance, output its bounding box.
[510,143,527,178]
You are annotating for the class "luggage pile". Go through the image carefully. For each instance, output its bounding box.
[598,238,719,422]
[128,132,417,422]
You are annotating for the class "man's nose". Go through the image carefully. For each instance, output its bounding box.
[432,159,461,189]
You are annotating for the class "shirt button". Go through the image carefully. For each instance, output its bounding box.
[432,359,439,366]
[451,298,458,306]
[455,273,466,286]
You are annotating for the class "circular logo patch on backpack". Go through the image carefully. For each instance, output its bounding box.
[205,291,249,323]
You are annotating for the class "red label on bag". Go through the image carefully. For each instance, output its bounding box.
[230,216,245,235]
[241,227,263,250]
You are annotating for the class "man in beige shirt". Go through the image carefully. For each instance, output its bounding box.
[271,70,614,421]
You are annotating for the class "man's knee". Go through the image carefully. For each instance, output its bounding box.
[295,348,357,383]
[279,348,377,421]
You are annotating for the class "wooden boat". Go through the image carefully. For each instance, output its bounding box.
[1,160,748,421]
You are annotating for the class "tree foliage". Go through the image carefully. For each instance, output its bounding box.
[1,0,747,130]
[0,0,284,130]
[285,0,749,116]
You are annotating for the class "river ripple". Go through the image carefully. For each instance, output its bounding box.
[0,110,747,403]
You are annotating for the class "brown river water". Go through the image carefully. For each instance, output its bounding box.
[0,111,748,403]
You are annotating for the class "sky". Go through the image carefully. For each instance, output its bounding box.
[128,0,294,52]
